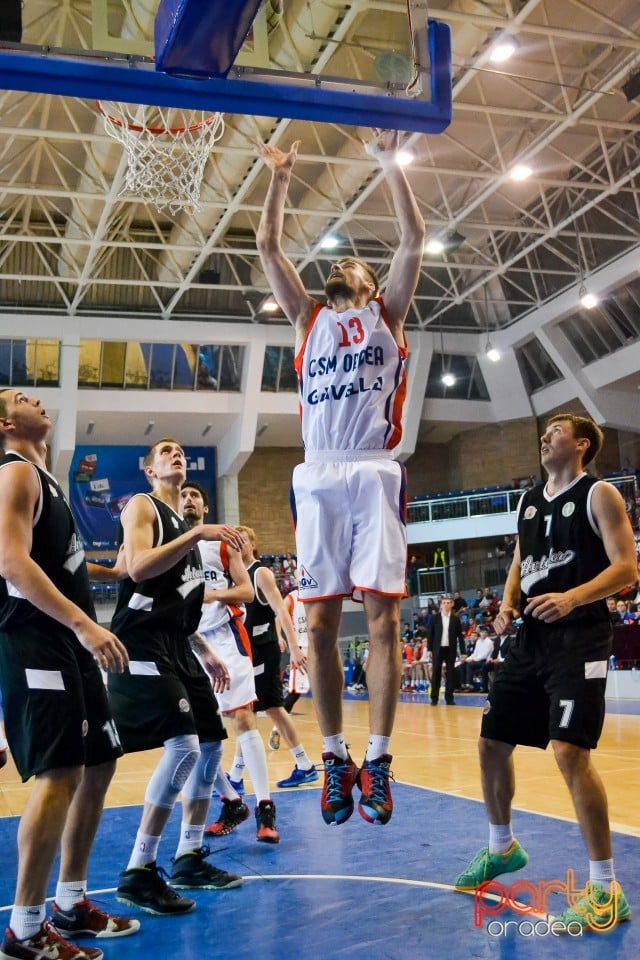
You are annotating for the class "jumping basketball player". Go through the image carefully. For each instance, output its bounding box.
[256,129,425,826]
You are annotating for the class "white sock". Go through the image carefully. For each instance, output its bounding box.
[589,858,615,892]
[10,905,45,941]
[175,822,205,859]
[323,734,348,760]
[365,735,390,762]
[489,823,514,854]
[215,768,240,801]
[238,729,270,801]
[290,744,313,772]
[229,749,246,783]
[127,831,161,870]
[54,879,86,911]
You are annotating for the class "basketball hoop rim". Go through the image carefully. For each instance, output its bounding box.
[96,100,221,136]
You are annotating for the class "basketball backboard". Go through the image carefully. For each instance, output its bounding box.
[0,0,452,134]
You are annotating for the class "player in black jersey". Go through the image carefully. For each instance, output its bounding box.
[109,438,247,915]
[455,414,637,932]
[0,389,138,960]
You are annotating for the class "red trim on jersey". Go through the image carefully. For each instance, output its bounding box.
[294,301,324,381]
[220,540,229,573]
[377,296,408,450]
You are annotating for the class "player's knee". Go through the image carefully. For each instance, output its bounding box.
[181,739,223,801]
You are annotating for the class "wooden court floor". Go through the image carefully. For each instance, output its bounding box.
[1,693,638,833]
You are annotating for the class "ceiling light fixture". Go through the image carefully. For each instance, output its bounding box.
[575,222,598,310]
[425,237,445,255]
[395,150,414,167]
[201,423,212,437]
[261,298,279,313]
[510,163,532,182]
[320,234,340,250]
[86,420,95,435]
[482,285,501,362]
[490,36,518,64]
[579,284,598,310]
[439,324,456,387]
[144,420,155,436]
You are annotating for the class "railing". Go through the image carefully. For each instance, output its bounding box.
[408,487,522,524]
[408,474,638,526]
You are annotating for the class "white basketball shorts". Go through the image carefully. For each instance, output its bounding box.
[200,619,257,714]
[291,452,407,602]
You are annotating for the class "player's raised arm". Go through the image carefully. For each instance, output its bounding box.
[365,129,425,332]
[256,139,316,334]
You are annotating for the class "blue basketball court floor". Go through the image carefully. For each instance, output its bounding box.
[1,695,638,959]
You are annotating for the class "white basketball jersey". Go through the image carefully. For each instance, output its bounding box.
[295,299,408,452]
[197,540,239,633]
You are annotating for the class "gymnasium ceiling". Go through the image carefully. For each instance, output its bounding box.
[1,0,639,337]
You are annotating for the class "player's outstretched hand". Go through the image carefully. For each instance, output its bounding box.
[256,139,300,172]
[364,128,399,158]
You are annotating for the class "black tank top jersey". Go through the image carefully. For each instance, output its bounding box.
[244,560,276,646]
[111,494,204,638]
[0,452,95,632]
[517,474,610,626]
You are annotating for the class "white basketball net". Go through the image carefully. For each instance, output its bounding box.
[99,102,225,215]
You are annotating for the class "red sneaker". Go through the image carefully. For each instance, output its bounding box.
[49,898,140,938]
[357,754,394,824]
[320,752,358,825]
[1,922,104,960]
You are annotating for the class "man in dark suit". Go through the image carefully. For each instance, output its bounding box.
[427,595,465,705]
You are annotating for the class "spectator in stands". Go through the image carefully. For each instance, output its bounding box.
[470,589,483,610]
[452,591,468,615]
[606,597,620,622]
[400,621,413,641]
[486,632,512,690]
[406,555,419,597]
[460,626,494,692]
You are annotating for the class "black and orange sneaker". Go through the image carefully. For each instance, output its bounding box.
[0,922,104,960]
[49,898,140,938]
[255,800,280,843]
[320,752,358,825]
[205,798,250,837]
[357,754,394,824]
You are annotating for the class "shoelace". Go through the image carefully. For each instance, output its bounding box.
[325,763,353,803]
[362,764,394,803]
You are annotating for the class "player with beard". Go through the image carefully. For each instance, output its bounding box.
[256,129,424,827]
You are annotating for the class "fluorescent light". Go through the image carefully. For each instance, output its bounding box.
[425,238,445,255]
[486,346,501,362]
[490,38,517,63]
[510,164,532,182]
[320,235,340,250]
[441,372,456,387]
